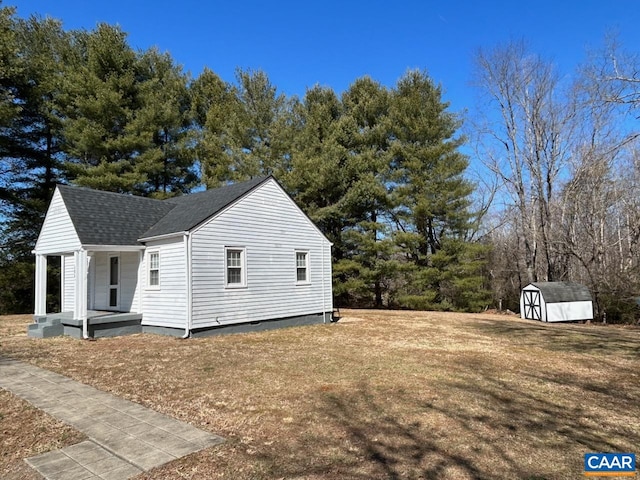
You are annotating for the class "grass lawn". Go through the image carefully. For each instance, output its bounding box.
[1,310,639,479]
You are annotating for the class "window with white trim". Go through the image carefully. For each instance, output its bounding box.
[225,247,246,287]
[296,251,309,284]
[148,251,160,288]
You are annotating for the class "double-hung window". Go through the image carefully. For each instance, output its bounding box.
[148,251,160,288]
[296,251,309,284]
[225,247,246,287]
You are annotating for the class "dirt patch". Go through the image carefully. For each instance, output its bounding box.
[1,310,638,479]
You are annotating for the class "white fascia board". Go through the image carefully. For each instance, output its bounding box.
[84,244,146,252]
[137,231,188,243]
[32,249,75,256]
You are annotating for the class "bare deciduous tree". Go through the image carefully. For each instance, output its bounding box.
[473,40,574,285]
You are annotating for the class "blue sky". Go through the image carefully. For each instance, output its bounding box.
[8,0,640,116]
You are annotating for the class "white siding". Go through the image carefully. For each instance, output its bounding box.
[61,254,75,312]
[120,252,140,312]
[520,285,594,322]
[142,238,187,328]
[540,294,548,322]
[35,188,81,254]
[132,251,144,314]
[546,301,593,322]
[190,179,333,328]
[93,252,108,309]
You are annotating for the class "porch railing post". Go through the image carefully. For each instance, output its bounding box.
[74,249,88,324]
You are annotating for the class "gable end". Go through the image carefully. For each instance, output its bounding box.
[35,188,82,254]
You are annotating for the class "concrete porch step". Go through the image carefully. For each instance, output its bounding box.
[35,317,63,325]
[27,322,64,338]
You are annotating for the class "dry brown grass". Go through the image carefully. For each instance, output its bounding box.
[0,388,86,479]
[1,310,639,479]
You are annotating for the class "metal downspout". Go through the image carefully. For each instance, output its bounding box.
[78,250,89,339]
[182,233,192,338]
[322,241,326,323]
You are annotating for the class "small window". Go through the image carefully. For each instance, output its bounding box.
[296,251,309,283]
[109,256,119,286]
[148,251,160,288]
[226,247,246,287]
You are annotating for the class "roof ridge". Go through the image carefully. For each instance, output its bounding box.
[57,184,170,205]
[162,176,271,201]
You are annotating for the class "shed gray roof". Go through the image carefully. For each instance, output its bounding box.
[57,176,270,246]
[525,282,592,303]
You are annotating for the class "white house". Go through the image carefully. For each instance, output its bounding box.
[520,282,593,323]
[30,176,333,339]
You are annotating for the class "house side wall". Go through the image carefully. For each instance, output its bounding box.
[132,251,143,314]
[142,238,187,328]
[546,301,593,322]
[191,180,333,328]
[62,254,75,312]
[35,188,81,254]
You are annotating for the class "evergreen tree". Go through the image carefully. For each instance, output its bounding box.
[0,12,70,313]
[190,68,239,188]
[131,48,196,197]
[389,70,488,311]
[60,23,142,192]
[333,77,395,307]
[287,85,348,247]
[230,68,290,180]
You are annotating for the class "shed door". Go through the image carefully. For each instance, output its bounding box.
[522,290,541,320]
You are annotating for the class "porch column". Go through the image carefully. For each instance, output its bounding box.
[137,250,144,314]
[74,249,88,324]
[34,254,47,317]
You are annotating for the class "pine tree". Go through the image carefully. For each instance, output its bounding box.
[389,70,488,310]
[287,85,348,246]
[230,68,290,180]
[190,68,239,188]
[0,12,70,313]
[60,23,142,192]
[131,48,196,197]
[333,77,396,307]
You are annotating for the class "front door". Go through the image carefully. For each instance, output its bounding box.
[108,255,120,310]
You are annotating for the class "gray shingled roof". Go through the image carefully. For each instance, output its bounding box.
[58,186,175,245]
[58,176,270,246]
[527,282,592,303]
[140,176,268,239]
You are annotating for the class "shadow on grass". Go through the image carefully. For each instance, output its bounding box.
[254,355,639,479]
[470,317,640,359]
[319,387,488,480]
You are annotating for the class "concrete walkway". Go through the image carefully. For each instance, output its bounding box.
[0,357,224,479]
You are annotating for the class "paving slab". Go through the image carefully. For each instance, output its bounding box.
[0,357,224,479]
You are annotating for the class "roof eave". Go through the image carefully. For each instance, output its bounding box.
[83,244,146,252]
[138,231,189,243]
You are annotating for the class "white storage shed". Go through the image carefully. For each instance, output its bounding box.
[520,282,593,323]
